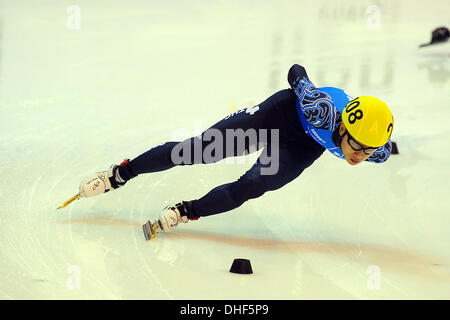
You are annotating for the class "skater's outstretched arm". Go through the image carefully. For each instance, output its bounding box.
[287,64,337,132]
[365,140,392,163]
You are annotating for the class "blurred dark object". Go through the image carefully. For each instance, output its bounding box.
[229,258,253,274]
[419,27,450,48]
[391,141,399,155]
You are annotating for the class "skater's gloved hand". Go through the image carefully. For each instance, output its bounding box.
[288,64,310,87]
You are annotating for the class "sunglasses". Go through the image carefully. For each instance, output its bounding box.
[345,131,378,155]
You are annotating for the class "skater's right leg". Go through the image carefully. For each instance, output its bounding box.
[80,89,295,199]
[126,89,295,177]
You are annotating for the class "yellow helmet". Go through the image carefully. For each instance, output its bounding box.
[342,96,394,147]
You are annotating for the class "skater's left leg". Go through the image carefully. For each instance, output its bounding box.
[151,143,294,232]
[152,142,325,235]
[151,144,323,234]
[185,143,325,219]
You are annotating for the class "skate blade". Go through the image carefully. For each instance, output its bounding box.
[142,220,161,241]
[57,193,80,210]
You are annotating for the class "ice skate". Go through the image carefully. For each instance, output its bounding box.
[57,159,131,209]
[78,159,130,198]
[142,202,191,240]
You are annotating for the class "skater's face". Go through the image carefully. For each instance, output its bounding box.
[338,123,373,165]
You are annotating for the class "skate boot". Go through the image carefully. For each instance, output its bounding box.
[143,202,195,240]
[79,159,132,198]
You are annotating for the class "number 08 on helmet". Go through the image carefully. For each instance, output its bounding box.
[342,96,394,148]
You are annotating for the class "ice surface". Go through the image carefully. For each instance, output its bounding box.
[0,0,449,299]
